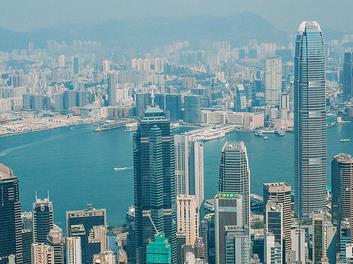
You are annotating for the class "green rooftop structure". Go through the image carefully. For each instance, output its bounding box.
[146,234,172,264]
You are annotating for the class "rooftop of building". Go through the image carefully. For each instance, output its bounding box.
[66,205,106,218]
[0,163,15,180]
[222,141,247,152]
[215,192,242,199]
[264,182,291,192]
[333,153,353,163]
[298,21,322,33]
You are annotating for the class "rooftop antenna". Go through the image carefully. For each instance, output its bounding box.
[47,190,50,201]
[35,191,38,201]
[151,87,156,107]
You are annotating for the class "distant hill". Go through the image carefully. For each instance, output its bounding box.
[0,12,347,51]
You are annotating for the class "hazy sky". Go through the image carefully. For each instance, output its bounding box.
[0,0,350,33]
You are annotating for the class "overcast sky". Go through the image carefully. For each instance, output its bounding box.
[0,0,350,33]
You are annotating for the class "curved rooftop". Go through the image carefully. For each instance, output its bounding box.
[298,21,322,33]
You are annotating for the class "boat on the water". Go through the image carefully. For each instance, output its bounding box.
[340,138,351,143]
[263,136,269,140]
[275,130,285,137]
[95,121,125,132]
[254,131,264,137]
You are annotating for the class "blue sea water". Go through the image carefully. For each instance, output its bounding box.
[0,122,352,228]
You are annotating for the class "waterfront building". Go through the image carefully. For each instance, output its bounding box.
[264,57,282,105]
[146,234,172,264]
[214,192,249,264]
[0,164,23,264]
[219,141,250,233]
[66,237,82,264]
[343,52,353,101]
[184,95,201,123]
[31,243,54,264]
[47,225,64,264]
[66,205,106,264]
[176,195,199,245]
[32,197,54,244]
[263,182,292,258]
[133,103,177,263]
[265,200,283,263]
[332,154,353,230]
[294,21,327,219]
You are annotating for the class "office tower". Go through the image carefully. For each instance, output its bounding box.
[279,93,290,110]
[194,237,206,260]
[31,243,54,264]
[346,244,353,264]
[146,234,172,264]
[32,197,54,243]
[252,235,265,263]
[133,104,176,264]
[203,213,215,264]
[103,60,111,74]
[290,226,306,264]
[294,21,327,219]
[165,94,181,122]
[0,164,23,264]
[176,195,199,244]
[66,237,82,264]
[72,56,80,75]
[77,91,90,107]
[47,225,64,264]
[332,154,353,229]
[155,94,165,110]
[263,183,292,258]
[176,233,186,264]
[93,251,117,264]
[264,233,282,264]
[340,221,352,262]
[219,141,250,232]
[234,84,247,112]
[264,57,282,105]
[214,192,249,264]
[107,72,117,106]
[184,95,201,123]
[22,229,32,264]
[343,52,353,101]
[63,90,78,111]
[66,205,106,264]
[58,55,65,68]
[174,135,204,207]
[265,200,283,263]
[312,212,337,264]
[135,92,151,117]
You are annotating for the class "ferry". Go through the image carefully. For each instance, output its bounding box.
[125,122,138,132]
[340,138,351,143]
[254,131,264,137]
[263,136,269,140]
[114,167,131,171]
[95,121,125,132]
[275,130,285,137]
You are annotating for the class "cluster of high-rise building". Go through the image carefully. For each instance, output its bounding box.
[1,19,353,264]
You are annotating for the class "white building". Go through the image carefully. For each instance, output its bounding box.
[264,57,282,105]
[31,243,55,264]
[66,237,82,264]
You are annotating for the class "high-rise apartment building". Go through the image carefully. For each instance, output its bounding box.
[263,182,292,258]
[294,21,327,218]
[66,237,82,264]
[264,57,282,105]
[343,52,353,101]
[176,195,199,245]
[31,243,54,264]
[0,164,23,264]
[133,104,177,263]
[219,141,250,232]
[107,72,117,106]
[32,197,54,244]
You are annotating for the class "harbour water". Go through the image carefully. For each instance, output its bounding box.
[0,122,352,227]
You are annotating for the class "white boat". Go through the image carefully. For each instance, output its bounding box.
[263,136,269,140]
[125,122,138,132]
[114,167,131,171]
[340,138,351,143]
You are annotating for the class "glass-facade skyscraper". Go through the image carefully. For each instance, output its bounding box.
[294,21,327,219]
[343,52,353,102]
[32,197,54,244]
[133,103,176,264]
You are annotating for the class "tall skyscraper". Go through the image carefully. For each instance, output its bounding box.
[294,21,327,219]
[332,153,353,230]
[219,141,250,232]
[174,134,204,207]
[165,94,181,122]
[264,233,282,264]
[72,56,80,75]
[290,225,306,264]
[176,195,199,245]
[184,95,201,123]
[135,92,151,117]
[264,57,282,105]
[343,52,353,102]
[32,197,54,244]
[66,237,82,264]
[0,164,23,264]
[31,243,54,264]
[133,103,177,263]
[265,200,284,264]
[214,192,249,264]
[263,182,292,259]
[47,225,64,264]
